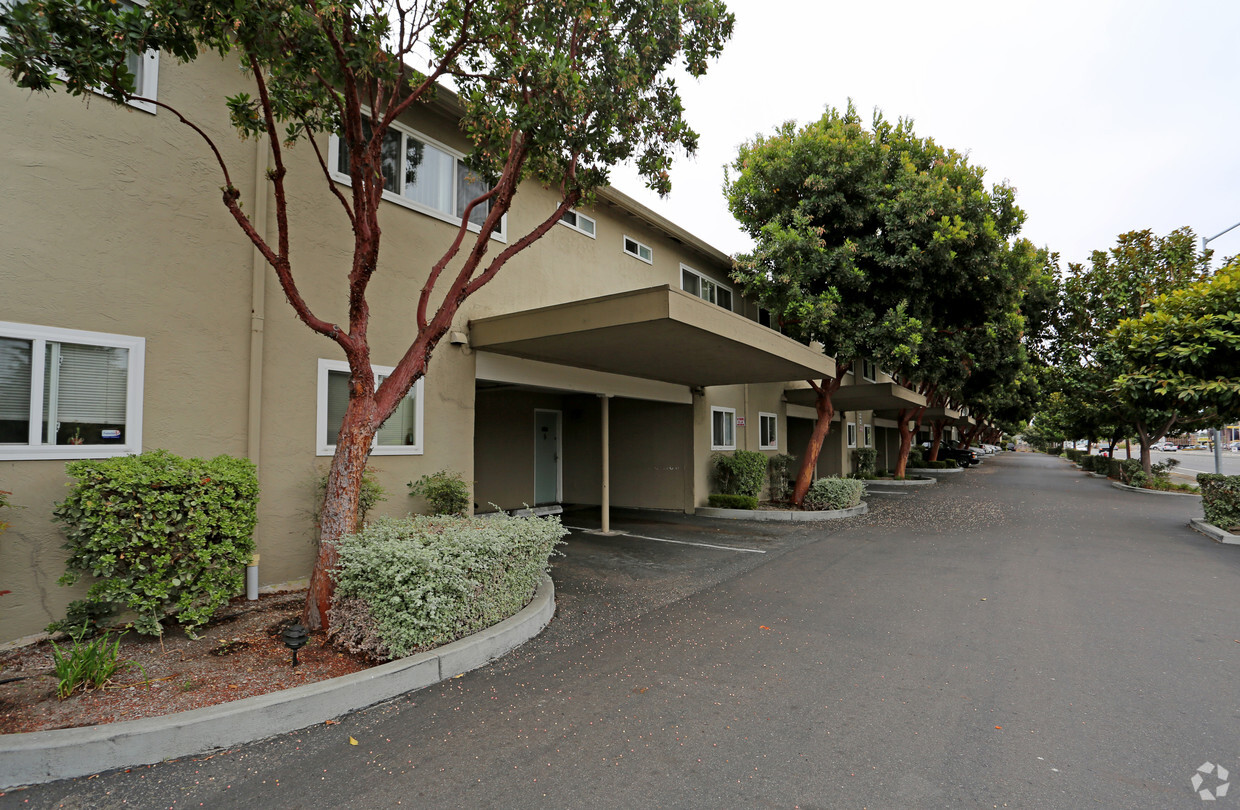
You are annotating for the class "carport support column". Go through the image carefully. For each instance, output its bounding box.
[601,394,612,533]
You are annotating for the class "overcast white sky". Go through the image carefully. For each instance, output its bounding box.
[609,0,1240,270]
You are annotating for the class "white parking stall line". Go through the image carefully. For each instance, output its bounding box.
[564,526,767,554]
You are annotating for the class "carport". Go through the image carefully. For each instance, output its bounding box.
[469,285,835,531]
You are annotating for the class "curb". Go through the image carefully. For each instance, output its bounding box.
[1109,481,1201,497]
[0,575,556,791]
[864,477,936,487]
[905,467,963,475]
[696,502,868,522]
[1189,519,1240,545]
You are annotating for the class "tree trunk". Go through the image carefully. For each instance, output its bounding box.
[893,405,926,478]
[791,377,843,506]
[929,420,946,461]
[303,399,377,630]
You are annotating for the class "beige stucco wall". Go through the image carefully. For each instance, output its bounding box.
[0,52,800,642]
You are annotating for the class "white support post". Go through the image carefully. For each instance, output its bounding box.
[601,394,611,533]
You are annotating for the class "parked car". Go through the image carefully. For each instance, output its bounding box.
[934,440,979,467]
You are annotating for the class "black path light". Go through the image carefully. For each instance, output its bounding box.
[282,622,309,667]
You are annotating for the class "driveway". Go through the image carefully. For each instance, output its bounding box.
[4,454,1234,808]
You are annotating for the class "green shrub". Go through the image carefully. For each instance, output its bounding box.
[1107,458,1122,479]
[907,447,926,468]
[1197,475,1240,530]
[925,460,947,470]
[944,459,959,469]
[49,627,143,699]
[315,467,387,529]
[328,514,566,661]
[853,447,877,477]
[712,450,767,498]
[708,494,759,510]
[51,450,259,637]
[1118,459,1141,485]
[408,470,471,516]
[767,454,797,503]
[803,476,865,511]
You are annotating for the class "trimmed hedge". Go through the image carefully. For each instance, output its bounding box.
[853,447,877,477]
[1197,475,1240,531]
[713,450,768,497]
[803,476,865,511]
[51,450,258,637]
[328,514,566,661]
[709,493,759,510]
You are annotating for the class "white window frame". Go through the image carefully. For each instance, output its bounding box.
[681,264,733,312]
[758,412,778,451]
[316,359,424,456]
[623,235,653,264]
[861,359,877,383]
[328,121,507,241]
[864,424,873,448]
[559,209,596,238]
[0,321,145,460]
[710,406,736,451]
[847,422,858,449]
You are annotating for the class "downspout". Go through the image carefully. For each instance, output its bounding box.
[245,132,271,600]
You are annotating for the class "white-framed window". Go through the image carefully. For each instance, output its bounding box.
[759,412,778,451]
[756,306,776,330]
[330,122,506,240]
[623,235,653,264]
[316,359,424,456]
[711,406,736,451]
[680,264,733,311]
[0,322,145,460]
[559,209,596,238]
[847,422,858,448]
[864,424,873,448]
[861,359,877,382]
[115,0,159,114]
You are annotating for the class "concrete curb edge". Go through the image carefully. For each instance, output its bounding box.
[696,502,868,522]
[0,575,556,791]
[1109,481,1201,497]
[905,467,963,475]
[1189,518,1240,545]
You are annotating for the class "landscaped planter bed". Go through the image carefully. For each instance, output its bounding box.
[1189,519,1240,545]
[697,503,868,522]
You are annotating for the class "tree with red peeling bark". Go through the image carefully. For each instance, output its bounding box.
[1,0,734,628]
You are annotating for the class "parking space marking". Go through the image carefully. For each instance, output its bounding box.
[564,526,767,554]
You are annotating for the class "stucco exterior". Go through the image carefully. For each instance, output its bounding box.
[1,54,865,643]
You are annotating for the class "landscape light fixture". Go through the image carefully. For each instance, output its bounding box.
[282,622,309,667]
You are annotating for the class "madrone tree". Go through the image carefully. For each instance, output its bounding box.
[0,0,733,628]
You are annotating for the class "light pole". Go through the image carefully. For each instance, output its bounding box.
[1202,221,1240,474]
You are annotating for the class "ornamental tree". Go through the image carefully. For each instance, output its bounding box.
[1113,259,1240,453]
[1055,228,1212,472]
[1,0,733,629]
[726,103,1027,496]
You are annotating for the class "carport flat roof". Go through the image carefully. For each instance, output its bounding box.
[468,286,835,387]
[923,406,963,422]
[783,381,927,412]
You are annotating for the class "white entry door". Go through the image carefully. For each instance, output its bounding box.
[534,409,562,505]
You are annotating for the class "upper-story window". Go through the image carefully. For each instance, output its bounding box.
[117,0,159,114]
[711,406,736,451]
[681,265,733,311]
[623,235,653,264]
[330,122,505,240]
[560,209,596,238]
[861,359,877,382]
[0,322,145,460]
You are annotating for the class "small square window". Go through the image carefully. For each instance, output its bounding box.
[318,359,423,456]
[624,236,653,264]
[759,412,778,451]
[560,209,596,237]
[711,407,736,451]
